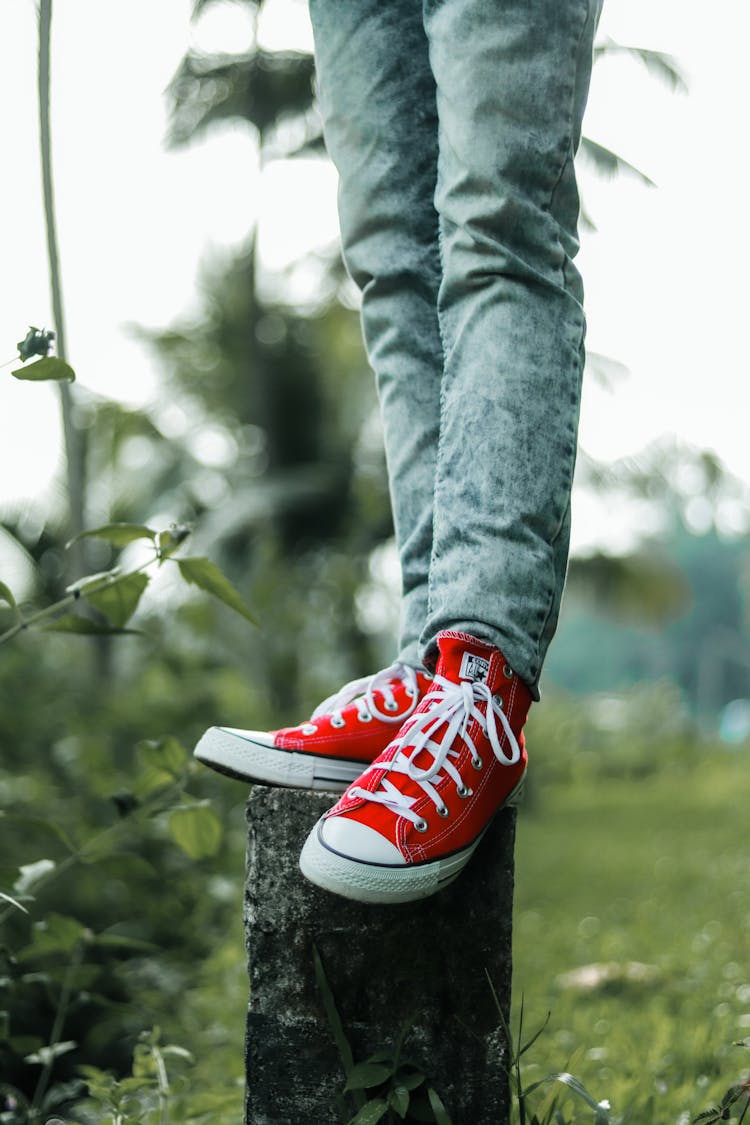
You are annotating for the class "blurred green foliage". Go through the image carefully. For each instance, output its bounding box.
[513,751,750,1125]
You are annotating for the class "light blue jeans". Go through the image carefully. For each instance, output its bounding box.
[309,0,602,698]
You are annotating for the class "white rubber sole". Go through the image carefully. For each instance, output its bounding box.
[299,776,526,904]
[194,727,365,792]
[299,821,485,903]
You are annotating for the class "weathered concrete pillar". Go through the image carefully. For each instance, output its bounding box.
[244,789,516,1125]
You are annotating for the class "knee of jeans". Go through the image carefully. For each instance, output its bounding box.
[438,196,576,293]
[338,182,442,294]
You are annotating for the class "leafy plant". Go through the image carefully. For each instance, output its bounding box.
[313,945,453,1124]
[490,978,612,1125]
[0,722,242,1120]
[0,520,256,645]
[693,1041,750,1124]
[78,1027,192,1125]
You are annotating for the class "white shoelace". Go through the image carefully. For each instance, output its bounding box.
[348,674,521,828]
[310,662,421,726]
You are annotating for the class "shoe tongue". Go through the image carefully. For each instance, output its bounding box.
[435,631,504,692]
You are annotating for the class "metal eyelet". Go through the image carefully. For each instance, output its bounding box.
[415,818,428,833]
[358,711,373,723]
[301,724,317,735]
[437,804,450,818]
[503,663,514,679]
[385,700,400,712]
[472,755,483,771]
[495,694,504,710]
[330,715,346,729]
[456,784,473,799]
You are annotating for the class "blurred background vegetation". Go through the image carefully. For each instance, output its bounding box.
[1,0,749,1122]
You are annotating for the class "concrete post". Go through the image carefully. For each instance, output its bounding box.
[244,788,516,1124]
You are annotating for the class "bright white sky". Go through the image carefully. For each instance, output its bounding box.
[0,0,748,573]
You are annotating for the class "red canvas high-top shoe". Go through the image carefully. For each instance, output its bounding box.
[299,630,532,902]
[194,663,433,792]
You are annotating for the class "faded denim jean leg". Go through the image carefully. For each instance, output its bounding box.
[309,0,443,670]
[308,0,602,696]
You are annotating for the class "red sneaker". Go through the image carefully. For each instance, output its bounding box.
[194,663,432,792]
[299,631,531,902]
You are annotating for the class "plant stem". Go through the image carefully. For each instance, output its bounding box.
[29,938,85,1119]
[38,0,88,576]
[0,556,155,645]
[154,1043,171,1125]
[0,589,87,645]
[738,1088,750,1125]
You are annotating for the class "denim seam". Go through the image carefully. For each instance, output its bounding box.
[425,215,451,627]
[544,0,593,221]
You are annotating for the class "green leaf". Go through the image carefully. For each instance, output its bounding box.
[66,567,121,594]
[12,356,75,381]
[86,572,150,627]
[13,858,56,896]
[0,889,28,914]
[132,770,176,799]
[37,963,100,990]
[593,41,688,93]
[550,1073,611,1124]
[389,1086,410,1118]
[41,1077,87,1112]
[579,137,655,187]
[519,1011,552,1060]
[8,1035,44,1056]
[24,1039,77,1065]
[0,580,16,608]
[0,813,76,854]
[427,1086,453,1125]
[18,914,89,960]
[160,1043,194,1061]
[397,1070,426,1092]
[312,942,366,1111]
[133,737,189,798]
[348,1098,389,1125]
[157,524,191,559]
[344,1062,394,1092]
[313,944,354,1075]
[176,556,257,625]
[167,49,316,148]
[168,803,223,859]
[43,614,140,636]
[68,523,157,549]
[94,933,158,955]
[138,737,188,777]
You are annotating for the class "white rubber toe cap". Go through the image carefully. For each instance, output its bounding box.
[219,727,275,747]
[320,816,405,865]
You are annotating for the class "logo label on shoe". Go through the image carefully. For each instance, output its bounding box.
[459,652,490,683]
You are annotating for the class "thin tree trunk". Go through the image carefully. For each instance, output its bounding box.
[38,0,88,579]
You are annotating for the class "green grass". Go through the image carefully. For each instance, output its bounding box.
[512,750,750,1123]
